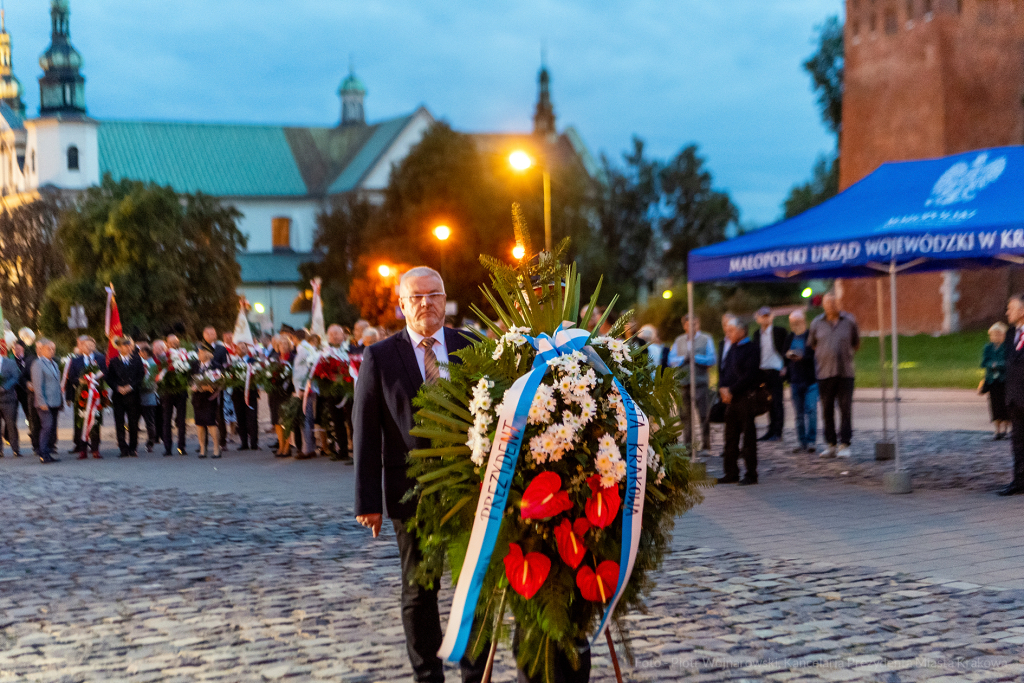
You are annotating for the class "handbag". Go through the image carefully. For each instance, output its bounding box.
[708,395,727,424]
[751,382,772,416]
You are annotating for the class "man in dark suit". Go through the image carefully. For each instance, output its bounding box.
[354,266,485,683]
[65,335,107,458]
[202,326,229,451]
[751,306,788,441]
[106,337,145,458]
[1000,294,1024,495]
[718,316,761,486]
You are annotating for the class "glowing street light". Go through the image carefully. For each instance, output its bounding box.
[662,290,673,300]
[433,225,451,241]
[253,302,265,314]
[378,264,393,278]
[509,149,551,252]
[512,245,526,260]
[801,287,813,298]
[509,150,533,171]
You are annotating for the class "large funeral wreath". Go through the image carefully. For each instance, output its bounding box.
[406,208,706,681]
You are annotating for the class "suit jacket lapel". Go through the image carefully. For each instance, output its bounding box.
[396,329,424,394]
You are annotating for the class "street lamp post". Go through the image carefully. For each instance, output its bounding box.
[509,150,552,251]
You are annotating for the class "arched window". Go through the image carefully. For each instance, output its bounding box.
[67,145,79,171]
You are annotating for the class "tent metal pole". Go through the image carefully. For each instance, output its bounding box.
[876,277,888,443]
[890,257,901,470]
[688,281,699,461]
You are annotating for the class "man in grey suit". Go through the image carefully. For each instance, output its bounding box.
[31,338,63,463]
[0,353,20,457]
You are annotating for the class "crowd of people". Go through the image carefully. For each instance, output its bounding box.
[0,320,389,464]
[642,290,862,487]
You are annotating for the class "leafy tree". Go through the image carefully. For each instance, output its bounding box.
[583,138,658,303]
[301,193,378,325]
[43,175,245,344]
[783,154,839,219]
[658,144,739,279]
[804,15,844,140]
[782,15,844,219]
[0,191,66,329]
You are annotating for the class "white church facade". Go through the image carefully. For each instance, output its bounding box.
[0,0,599,331]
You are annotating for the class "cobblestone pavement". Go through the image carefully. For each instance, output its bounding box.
[3,472,1024,682]
[702,428,1013,493]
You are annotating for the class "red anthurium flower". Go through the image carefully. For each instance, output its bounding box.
[576,561,621,603]
[504,543,551,600]
[584,475,621,528]
[520,471,573,520]
[553,519,587,569]
[573,518,591,538]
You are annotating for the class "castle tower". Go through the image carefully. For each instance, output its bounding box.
[38,0,85,116]
[0,10,26,116]
[338,68,366,127]
[533,61,556,138]
[838,0,1024,333]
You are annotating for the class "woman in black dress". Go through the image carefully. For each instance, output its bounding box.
[981,322,1010,440]
[191,342,222,458]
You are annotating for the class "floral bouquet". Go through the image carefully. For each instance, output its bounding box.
[190,367,225,394]
[407,208,705,681]
[311,352,354,403]
[156,348,195,396]
[256,359,292,395]
[76,357,109,440]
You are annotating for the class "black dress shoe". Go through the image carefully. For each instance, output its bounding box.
[118,452,130,458]
[164,451,173,457]
[238,446,249,451]
[716,476,740,484]
[39,455,59,463]
[738,476,758,486]
[178,448,186,456]
[997,482,1024,496]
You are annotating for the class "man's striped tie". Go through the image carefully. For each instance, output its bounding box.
[420,337,440,384]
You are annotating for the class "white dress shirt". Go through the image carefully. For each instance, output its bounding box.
[406,326,449,381]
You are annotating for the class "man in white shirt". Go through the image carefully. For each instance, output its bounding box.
[752,306,788,442]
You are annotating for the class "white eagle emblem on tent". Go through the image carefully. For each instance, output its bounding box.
[926,153,1006,206]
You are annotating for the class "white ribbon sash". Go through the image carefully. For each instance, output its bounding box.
[439,326,653,662]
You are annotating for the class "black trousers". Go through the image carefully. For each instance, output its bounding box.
[1009,404,1024,484]
[140,404,158,447]
[0,398,19,455]
[232,388,259,448]
[112,394,140,454]
[26,391,40,454]
[217,393,227,448]
[819,377,855,446]
[329,401,351,456]
[513,630,592,683]
[760,369,784,438]
[162,392,188,453]
[723,395,757,480]
[393,518,486,683]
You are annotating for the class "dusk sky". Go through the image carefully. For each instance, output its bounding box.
[5,0,843,227]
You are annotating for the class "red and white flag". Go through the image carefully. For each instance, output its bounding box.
[104,284,123,360]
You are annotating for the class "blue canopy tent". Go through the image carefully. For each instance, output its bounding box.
[684,146,1024,491]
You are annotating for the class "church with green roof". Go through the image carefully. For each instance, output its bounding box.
[0,0,598,331]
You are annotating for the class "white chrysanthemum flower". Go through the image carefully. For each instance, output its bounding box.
[492,344,504,361]
[595,452,614,473]
[600,473,617,489]
[613,459,627,481]
[598,433,618,455]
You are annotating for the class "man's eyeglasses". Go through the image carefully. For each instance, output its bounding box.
[401,292,446,304]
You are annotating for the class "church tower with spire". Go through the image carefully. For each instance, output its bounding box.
[38,0,85,116]
[0,9,26,117]
[532,60,556,138]
[338,67,366,127]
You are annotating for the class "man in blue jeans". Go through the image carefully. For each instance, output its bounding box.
[785,310,818,453]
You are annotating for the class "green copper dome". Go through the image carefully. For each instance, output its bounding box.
[338,72,366,95]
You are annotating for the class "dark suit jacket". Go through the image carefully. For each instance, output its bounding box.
[105,353,145,402]
[1005,334,1024,408]
[212,343,229,370]
[354,327,473,521]
[751,325,788,369]
[65,352,108,401]
[719,337,760,398]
